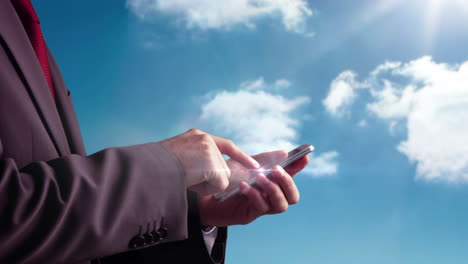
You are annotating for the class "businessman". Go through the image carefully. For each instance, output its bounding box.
[0,0,310,263]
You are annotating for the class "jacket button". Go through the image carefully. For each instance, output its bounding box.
[143,233,154,244]
[158,227,168,239]
[128,235,145,249]
[151,230,161,242]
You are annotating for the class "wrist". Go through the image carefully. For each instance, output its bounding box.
[198,195,217,226]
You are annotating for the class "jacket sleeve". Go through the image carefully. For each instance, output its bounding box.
[99,191,228,264]
[0,141,188,264]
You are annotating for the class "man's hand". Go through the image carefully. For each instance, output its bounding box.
[160,129,260,196]
[198,150,310,227]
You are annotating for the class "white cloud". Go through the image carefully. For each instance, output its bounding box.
[367,80,416,120]
[274,79,292,89]
[241,77,292,91]
[126,0,313,34]
[303,151,339,177]
[327,56,468,183]
[199,77,338,177]
[370,61,402,77]
[240,77,266,91]
[357,119,368,127]
[323,71,368,116]
[200,81,309,154]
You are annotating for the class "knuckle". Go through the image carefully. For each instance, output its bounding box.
[262,180,273,192]
[274,165,286,175]
[224,166,231,179]
[187,128,202,134]
[198,134,214,153]
[201,172,209,184]
[199,133,212,143]
[211,171,229,191]
[273,171,286,183]
[219,176,229,190]
[225,138,235,147]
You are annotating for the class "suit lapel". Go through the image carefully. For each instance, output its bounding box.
[0,1,69,156]
[48,49,87,156]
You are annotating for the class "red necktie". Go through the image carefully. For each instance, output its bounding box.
[12,0,55,100]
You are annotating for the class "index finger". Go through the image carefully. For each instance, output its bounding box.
[210,135,260,169]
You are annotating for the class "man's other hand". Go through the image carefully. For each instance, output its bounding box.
[198,150,310,227]
[160,129,260,196]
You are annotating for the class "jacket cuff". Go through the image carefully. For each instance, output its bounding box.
[142,142,188,243]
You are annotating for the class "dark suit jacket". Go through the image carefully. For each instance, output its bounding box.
[0,1,226,263]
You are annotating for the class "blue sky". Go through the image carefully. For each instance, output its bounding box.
[36,0,468,263]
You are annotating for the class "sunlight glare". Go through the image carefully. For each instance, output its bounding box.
[423,0,468,52]
[423,0,443,53]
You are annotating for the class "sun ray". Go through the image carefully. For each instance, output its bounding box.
[455,0,468,15]
[423,0,443,53]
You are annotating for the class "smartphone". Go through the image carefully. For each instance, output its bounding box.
[215,144,315,202]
